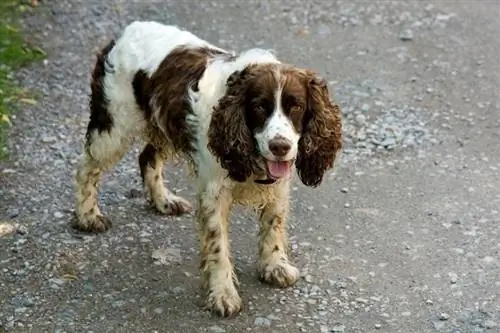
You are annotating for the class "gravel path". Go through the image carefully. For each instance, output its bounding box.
[1,1,499,332]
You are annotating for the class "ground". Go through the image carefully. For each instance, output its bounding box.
[0,1,499,332]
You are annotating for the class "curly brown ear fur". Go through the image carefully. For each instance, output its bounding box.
[296,74,343,187]
[208,68,258,182]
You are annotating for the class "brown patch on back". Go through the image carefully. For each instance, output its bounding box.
[86,40,116,143]
[132,46,228,154]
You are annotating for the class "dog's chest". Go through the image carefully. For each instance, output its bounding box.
[231,181,284,208]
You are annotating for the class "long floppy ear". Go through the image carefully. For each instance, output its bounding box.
[296,73,343,187]
[207,68,257,182]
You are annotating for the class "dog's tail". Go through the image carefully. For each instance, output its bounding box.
[86,40,116,139]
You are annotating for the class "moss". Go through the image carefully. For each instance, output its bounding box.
[0,0,45,159]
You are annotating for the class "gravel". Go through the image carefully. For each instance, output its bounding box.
[1,1,499,332]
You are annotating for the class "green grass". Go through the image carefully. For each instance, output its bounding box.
[0,0,45,159]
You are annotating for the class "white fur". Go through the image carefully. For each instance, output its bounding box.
[254,86,300,161]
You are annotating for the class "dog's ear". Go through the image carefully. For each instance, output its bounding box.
[208,67,258,182]
[296,72,343,187]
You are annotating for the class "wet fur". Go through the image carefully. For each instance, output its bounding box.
[73,21,342,318]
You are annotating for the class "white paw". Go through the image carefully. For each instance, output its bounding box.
[205,284,242,318]
[154,194,192,216]
[259,260,300,288]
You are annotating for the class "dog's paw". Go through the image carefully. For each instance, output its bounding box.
[205,286,242,318]
[259,260,300,288]
[154,194,192,216]
[72,214,112,233]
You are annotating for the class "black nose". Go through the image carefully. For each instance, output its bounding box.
[269,137,291,157]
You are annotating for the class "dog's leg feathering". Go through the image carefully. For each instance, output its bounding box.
[138,144,192,215]
[258,185,299,287]
[197,184,241,317]
[74,131,130,233]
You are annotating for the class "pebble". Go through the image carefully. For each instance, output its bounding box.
[355,114,367,125]
[374,323,382,329]
[399,28,414,41]
[449,272,458,284]
[53,211,64,218]
[41,136,57,143]
[254,317,271,326]
[482,320,497,329]
[331,324,346,332]
[340,187,349,193]
[439,312,450,321]
[209,325,226,333]
[112,300,126,308]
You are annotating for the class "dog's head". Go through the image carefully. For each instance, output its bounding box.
[208,63,342,187]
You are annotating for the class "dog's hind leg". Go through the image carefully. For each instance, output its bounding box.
[74,129,131,233]
[138,144,192,215]
[74,40,141,233]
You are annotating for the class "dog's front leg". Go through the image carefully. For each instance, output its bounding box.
[197,183,241,317]
[258,184,299,288]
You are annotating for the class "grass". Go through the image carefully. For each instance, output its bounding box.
[0,0,45,159]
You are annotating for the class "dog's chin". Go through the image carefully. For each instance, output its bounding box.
[263,158,295,180]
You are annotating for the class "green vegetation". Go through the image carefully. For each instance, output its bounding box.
[0,0,45,159]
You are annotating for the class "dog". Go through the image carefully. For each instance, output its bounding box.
[74,21,343,317]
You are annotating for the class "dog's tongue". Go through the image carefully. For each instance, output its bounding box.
[266,161,291,179]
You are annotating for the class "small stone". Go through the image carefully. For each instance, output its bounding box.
[344,203,351,208]
[267,314,280,321]
[439,312,450,321]
[482,320,496,329]
[254,317,271,326]
[153,307,164,314]
[112,300,126,308]
[361,104,370,112]
[355,114,367,125]
[340,187,348,193]
[53,211,63,218]
[171,286,185,294]
[449,272,458,284]
[331,324,345,332]
[41,136,57,143]
[399,28,414,41]
[304,274,313,283]
[374,323,382,329]
[208,325,226,333]
[151,247,181,265]
[14,307,28,314]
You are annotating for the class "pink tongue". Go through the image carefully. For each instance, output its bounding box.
[266,161,291,179]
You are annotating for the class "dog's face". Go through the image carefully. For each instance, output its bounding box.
[208,63,343,187]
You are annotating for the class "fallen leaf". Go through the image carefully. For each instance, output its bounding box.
[0,222,16,237]
[62,274,77,281]
[296,28,310,38]
[152,247,182,265]
[19,98,37,105]
[1,114,11,126]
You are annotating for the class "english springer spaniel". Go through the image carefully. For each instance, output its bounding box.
[75,21,343,317]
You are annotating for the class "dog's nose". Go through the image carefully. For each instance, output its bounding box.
[269,137,291,157]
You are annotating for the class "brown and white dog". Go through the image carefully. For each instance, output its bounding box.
[75,21,342,317]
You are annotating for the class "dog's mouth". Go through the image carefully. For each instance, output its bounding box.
[265,159,294,180]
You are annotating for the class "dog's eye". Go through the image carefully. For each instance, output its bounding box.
[288,105,305,129]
